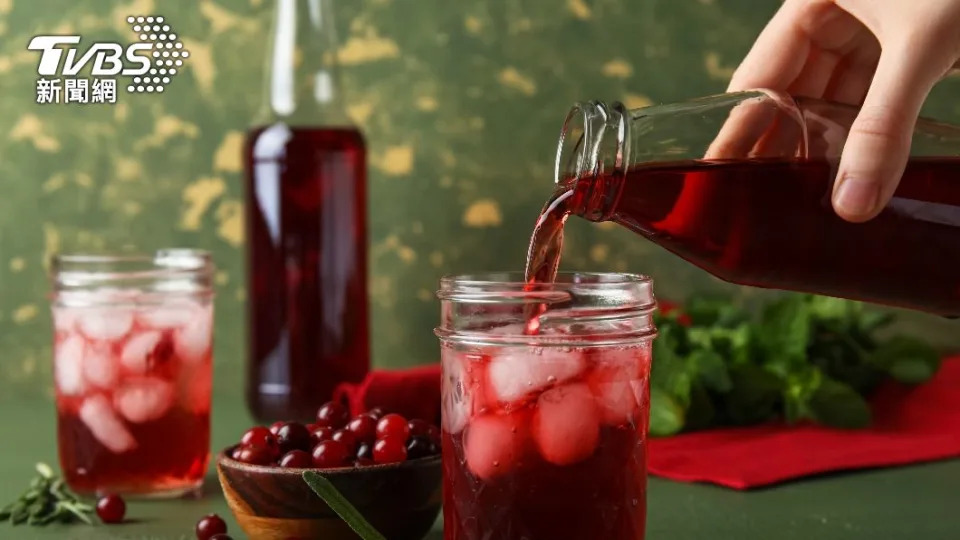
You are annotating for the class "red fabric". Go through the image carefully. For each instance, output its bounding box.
[334,357,960,491]
[333,364,442,425]
[648,356,960,489]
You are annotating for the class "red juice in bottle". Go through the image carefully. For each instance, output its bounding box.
[244,0,370,422]
[244,125,369,422]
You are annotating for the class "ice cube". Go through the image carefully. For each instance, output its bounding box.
[78,308,133,341]
[52,308,79,333]
[533,383,600,466]
[114,376,174,424]
[79,394,137,454]
[464,412,528,480]
[55,335,86,395]
[174,304,213,365]
[138,299,200,329]
[120,331,163,374]
[179,364,211,414]
[588,347,648,426]
[486,347,584,404]
[82,342,119,389]
[442,347,472,434]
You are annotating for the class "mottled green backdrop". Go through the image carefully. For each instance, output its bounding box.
[2,0,959,397]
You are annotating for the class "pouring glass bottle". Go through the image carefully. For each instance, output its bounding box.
[540,90,960,315]
[243,0,369,422]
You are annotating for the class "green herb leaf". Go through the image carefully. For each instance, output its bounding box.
[649,387,685,437]
[808,378,871,429]
[0,463,94,527]
[872,336,941,384]
[722,364,782,426]
[302,472,386,540]
[756,297,811,377]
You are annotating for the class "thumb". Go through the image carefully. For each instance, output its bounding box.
[832,47,937,223]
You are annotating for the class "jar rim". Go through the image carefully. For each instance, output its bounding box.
[439,271,651,289]
[51,249,214,294]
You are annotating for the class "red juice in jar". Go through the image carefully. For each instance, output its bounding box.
[51,251,213,497]
[244,124,369,422]
[437,274,656,540]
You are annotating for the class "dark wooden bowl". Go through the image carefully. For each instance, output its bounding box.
[217,446,442,540]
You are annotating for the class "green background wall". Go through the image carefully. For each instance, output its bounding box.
[1,0,959,398]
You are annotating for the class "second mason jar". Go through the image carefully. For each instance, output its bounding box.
[436,272,657,540]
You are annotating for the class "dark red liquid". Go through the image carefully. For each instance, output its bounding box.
[57,409,209,495]
[244,125,369,422]
[530,157,960,316]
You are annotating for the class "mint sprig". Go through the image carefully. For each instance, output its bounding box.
[302,471,386,540]
[650,294,941,436]
[0,463,94,526]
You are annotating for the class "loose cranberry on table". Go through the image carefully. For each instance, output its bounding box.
[312,439,350,468]
[209,535,233,540]
[275,422,312,453]
[346,414,378,443]
[95,494,125,524]
[374,436,408,464]
[196,513,228,540]
[315,401,350,429]
[376,414,411,441]
[279,449,313,468]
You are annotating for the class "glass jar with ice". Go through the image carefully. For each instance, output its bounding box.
[50,250,214,497]
[435,272,657,540]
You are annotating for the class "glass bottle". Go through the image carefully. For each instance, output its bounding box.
[546,90,960,315]
[244,0,369,422]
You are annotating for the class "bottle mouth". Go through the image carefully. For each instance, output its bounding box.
[554,101,628,187]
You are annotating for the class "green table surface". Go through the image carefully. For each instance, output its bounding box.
[3,392,959,540]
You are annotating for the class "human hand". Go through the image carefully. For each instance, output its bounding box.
[727,0,960,222]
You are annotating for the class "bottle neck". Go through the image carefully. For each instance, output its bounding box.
[258,0,351,127]
[555,101,628,222]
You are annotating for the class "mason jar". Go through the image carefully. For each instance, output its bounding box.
[50,249,214,497]
[435,272,657,540]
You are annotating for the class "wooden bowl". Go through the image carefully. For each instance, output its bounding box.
[217,447,442,540]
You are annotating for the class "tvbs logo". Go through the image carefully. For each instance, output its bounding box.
[28,15,188,104]
[28,36,152,77]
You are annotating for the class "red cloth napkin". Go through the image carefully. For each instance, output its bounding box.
[648,356,960,489]
[335,357,960,490]
[333,364,442,425]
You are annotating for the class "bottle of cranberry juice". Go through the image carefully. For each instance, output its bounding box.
[244,0,369,422]
[543,91,960,315]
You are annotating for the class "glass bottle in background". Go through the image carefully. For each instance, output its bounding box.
[244,0,369,422]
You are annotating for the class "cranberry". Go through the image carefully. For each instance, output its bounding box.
[268,421,286,435]
[406,435,438,460]
[311,439,350,468]
[374,436,408,464]
[368,407,386,419]
[196,513,228,540]
[356,442,373,460]
[315,401,350,429]
[310,425,335,445]
[209,535,233,540]
[354,457,374,467]
[426,424,441,444]
[95,494,125,524]
[279,450,313,468]
[234,445,275,465]
[332,429,358,451]
[275,422,312,453]
[407,418,432,438]
[376,414,410,441]
[346,414,378,443]
[240,426,279,458]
